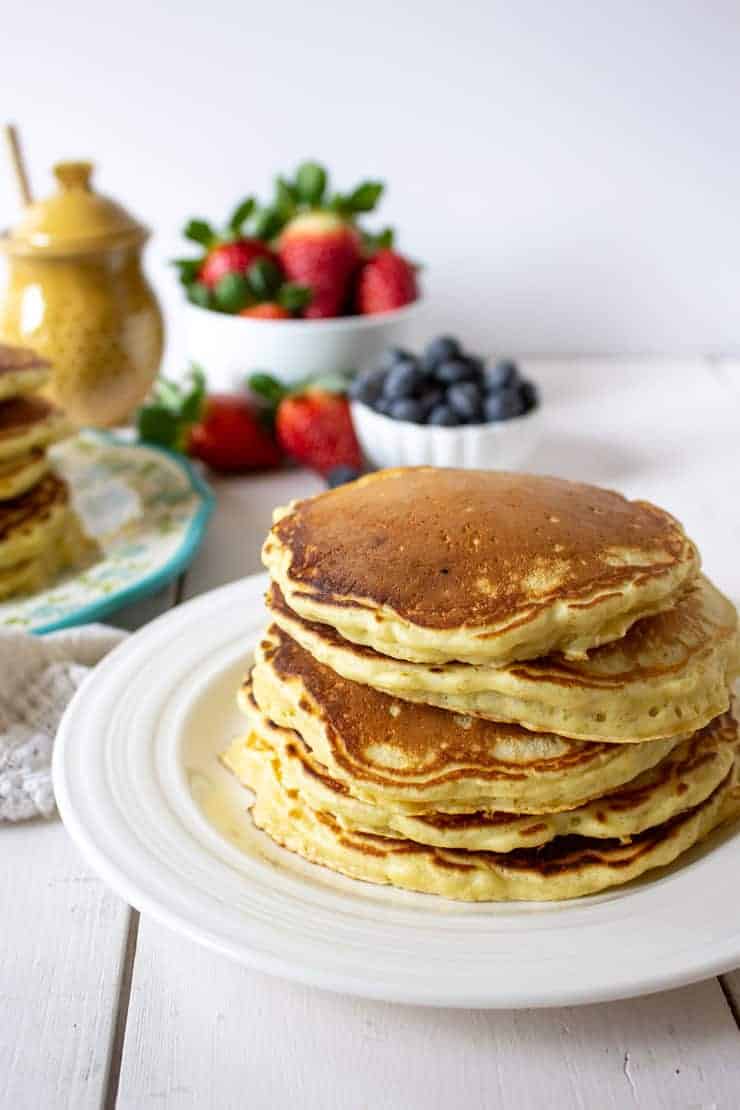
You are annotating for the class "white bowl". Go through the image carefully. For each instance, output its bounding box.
[350,400,542,471]
[185,299,423,391]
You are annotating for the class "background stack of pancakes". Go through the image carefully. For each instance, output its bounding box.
[0,344,89,599]
[224,467,740,901]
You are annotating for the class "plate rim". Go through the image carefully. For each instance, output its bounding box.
[32,431,215,635]
[53,573,740,1009]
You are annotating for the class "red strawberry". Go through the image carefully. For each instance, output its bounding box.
[199,239,276,290]
[275,390,362,475]
[137,369,283,474]
[356,248,417,315]
[240,303,291,319]
[188,394,283,471]
[278,212,361,318]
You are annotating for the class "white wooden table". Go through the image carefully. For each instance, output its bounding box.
[3,359,740,1110]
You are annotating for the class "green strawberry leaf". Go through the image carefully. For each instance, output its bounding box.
[347,181,384,213]
[247,257,283,300]
[228,196,255,235]
[180,365,207,422]
[248,372,289,408]
[295,161,327,205]
[172,258,202,285]
[361,226,395,253]
[214,272,252,313]
[329,192,352,218]
[137,403,181,451]
[153,378,184,411]
[278,282,313,311]
[187,282,214,309]
[184,219,217,247]
[253,205,287,241]
[275,177,298,219]
[138,366,208,452]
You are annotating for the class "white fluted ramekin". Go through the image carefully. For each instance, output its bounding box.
[350,400,542,470]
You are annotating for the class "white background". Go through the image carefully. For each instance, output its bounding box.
[3,0,740,365]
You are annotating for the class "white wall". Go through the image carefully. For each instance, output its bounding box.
[3,0,740,368]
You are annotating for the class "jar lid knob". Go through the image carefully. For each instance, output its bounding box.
[53,161,94,191]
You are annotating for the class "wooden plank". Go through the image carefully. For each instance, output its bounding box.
[0,820,130,1110]
[116,930,740,1110]
[0,568,180,1108]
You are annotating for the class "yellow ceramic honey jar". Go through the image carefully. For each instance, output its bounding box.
[0,160,163,426]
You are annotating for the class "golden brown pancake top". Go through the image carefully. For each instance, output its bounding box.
[0,472,68,543]
[257,626,625,786]
[0,343,51,376]
[267,576,736,691]
[0,395,61,439]
[269,468,696,631]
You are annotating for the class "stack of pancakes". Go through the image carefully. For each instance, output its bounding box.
[0,344,89,599]
[224,468,740,901]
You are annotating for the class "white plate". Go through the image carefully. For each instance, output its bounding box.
[53,574,740,1008]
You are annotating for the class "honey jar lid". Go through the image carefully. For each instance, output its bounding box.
[2,161,149,257]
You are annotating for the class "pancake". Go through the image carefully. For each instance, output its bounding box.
[0,395,71,461]
[237,731,740,901]
[0,343,51,401]
[263,468,700,666]
[0,473,70,570]
[0,449,50,501]
[267,577,739,743]
[225,705,738,852]
[0,507,97,600]
[246,626,684,813]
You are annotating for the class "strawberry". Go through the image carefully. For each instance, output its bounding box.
[199,239,276,290]
[276,391,361,474]
[137,367,283,473]
[188,394,282,471]
[249,371,362,475]
[240,303,291,319]
[356,248,418,315]
[278,212,361,318]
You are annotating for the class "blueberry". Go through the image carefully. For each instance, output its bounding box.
[484,359,519,392]
[464,355,485,380]
[428,404,461,427]
[374,397,394,416]
[389,398,424,424]
[435,359,475,385]
[380,346,414,370]
[327,465,361,488]
[484,386,525,422]
[349,367,387,404]
[447,381,484,423]
[417,386,444,419]
[519,379,539,412]
[383,359,425,400]
[421,335,461,370]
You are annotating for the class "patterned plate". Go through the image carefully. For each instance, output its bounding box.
[0,432,214,633]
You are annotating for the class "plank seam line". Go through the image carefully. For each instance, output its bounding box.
[718,975,740,1032]
[103,908,140,1110]
[103,569,189,1107]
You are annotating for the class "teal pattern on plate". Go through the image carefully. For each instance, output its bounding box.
[0,431,215,634]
